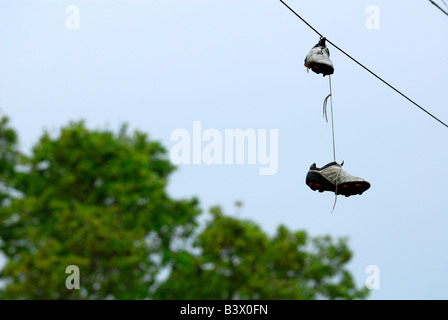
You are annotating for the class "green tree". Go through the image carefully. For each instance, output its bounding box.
[0,115,19,207]
[0,116,368,300]
[0,119,200,299]
[154,206,369,300]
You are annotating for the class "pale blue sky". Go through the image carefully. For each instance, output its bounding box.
[1,0,447,300]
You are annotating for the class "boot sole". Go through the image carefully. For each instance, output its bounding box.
[306,171,370,197]
[304,62,334,76]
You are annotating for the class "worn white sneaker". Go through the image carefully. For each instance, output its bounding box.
[306,161,370,197]
[304,37,334,76]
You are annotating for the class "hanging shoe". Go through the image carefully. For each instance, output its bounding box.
[304,37,334,76]
[305,161,370,197]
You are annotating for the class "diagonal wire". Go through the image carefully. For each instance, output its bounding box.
[428,0,448,16]
[443,0,448,10]
[279,0,448,129]
[442,0,448,10]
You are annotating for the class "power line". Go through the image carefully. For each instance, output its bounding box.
[428,0,448,16]
[279,0,448,129]
[442,0,448,10]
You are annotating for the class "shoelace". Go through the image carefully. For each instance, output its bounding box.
[332,164,343,213]
[323,76,336,163]
[323,93,331,122]
[324,75,340,213]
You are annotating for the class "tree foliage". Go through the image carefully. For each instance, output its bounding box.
[0,115,19,206]
[0,116,369,300]
[0,118,200,299]
[154,206,369,300]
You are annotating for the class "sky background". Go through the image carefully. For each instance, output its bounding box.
[1,0,447,300]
